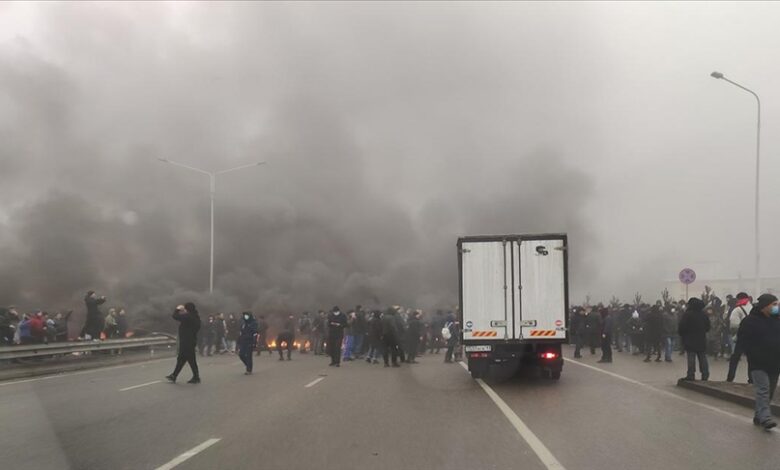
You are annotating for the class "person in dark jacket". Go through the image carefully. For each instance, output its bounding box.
[238,312,258,374]
[0,307,19,345]
[571,308,586,358]
[643,305,664,362]
[214,313,227,354]
[381,308,401,367]
[327,307,347,366]
[444,316,461,364]
[584,308,602,355]
[365,311,382,364]
[430,311,444,354]
[116,309,128,339]
[311,311,325,356]
[277,314,295,361]
[598,308,613,363]
[678,297,710,381]
[737,293,780,430]
[199,315,217,356]
[394,310,408,363]
[405,311,422,364]
[352,308,368,358]
[81,291,106,339]
[166,303,201,384]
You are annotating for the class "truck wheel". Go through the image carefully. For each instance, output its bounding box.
[551,370,561,380]
[471,370,483,380]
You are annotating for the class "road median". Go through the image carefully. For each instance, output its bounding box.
[676,379,780,415]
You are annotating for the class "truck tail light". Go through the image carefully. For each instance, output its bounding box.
[469,352,490,359]
[540,352,558,360]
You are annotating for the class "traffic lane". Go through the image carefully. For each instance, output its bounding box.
[0,352,321,470]
[186,354,547,470]
[563,345,757,417]
[489,357,778,470]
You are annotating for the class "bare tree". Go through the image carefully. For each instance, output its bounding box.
[661,288,673,306]
[634,292,642,306]
[609,296,621,309]
[701,285,714,305]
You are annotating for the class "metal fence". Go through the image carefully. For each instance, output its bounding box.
[0,334,177,361]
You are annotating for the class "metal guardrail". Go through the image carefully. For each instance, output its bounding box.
[0,333,177,361]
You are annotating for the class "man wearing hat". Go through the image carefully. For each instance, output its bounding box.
[678,297,710,381]
[737,293,780,430]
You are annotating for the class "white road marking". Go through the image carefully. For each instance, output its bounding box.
[119,380,162,392]
[565,358,752,424]
[0,357,171,387]
[305,377,325,388]
[154,438,221,470]
[459,362,566,470]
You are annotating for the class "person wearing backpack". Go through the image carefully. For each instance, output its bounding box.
[727,292,752,383]
[443,312,460,363]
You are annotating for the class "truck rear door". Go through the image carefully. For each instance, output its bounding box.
[515,237,568,340]
[460,240,513,341]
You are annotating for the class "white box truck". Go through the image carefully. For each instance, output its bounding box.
[458,234,569,380]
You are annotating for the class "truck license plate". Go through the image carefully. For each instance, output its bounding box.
[465,345,492,352]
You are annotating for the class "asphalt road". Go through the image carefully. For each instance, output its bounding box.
[1,346,777,470]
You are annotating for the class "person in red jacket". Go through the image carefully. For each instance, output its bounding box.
[29,311,47,343]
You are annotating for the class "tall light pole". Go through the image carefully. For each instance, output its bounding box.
[158,158,266,293]
[710,71,761,295]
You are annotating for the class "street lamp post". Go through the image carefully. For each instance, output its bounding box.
[710,71,761,295]
[158,158,266,293]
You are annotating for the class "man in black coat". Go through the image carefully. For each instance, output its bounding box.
[598,308,613,363]
[166,303,201,384]
[737,293,780,430]
[571,308,586,358]
[276,314,295,361]
[584,308,602,355]
[678,297,710,381]
[327,307,347,367]
[381,308,401,367]
[255,315,270,356]
[238,312,258,374]
[643,305,664,362]
[82,291,106,339]
[405,311,422,364]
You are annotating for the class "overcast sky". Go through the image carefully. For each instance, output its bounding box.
[1,2,779,320]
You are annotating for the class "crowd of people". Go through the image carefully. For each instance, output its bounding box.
[0,290,129,347]
[165,304,462,383]
[571,289,780,430]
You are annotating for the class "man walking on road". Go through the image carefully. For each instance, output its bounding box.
[736,293,780,430]
[166,303,201,384]
[643,305,664,363]
[238,312,258,375]
[571,308,586,358]
[727,292,752,383]
[405,310,422,363]
[382,308,401,367]
[678,297,710,381]
[327,307,347,367]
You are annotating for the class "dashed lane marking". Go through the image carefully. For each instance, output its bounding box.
[155,438,221,470]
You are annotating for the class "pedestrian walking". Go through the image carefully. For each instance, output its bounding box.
[444,317,460,364]
[736,293,780,430]
[585,308,602,355]
[365,310,382,364]
[277,314,295,361]
[678,297,710,381]
[166,303,201,384]
[727,292,752,383]
[327,307,347,367]
[226,313,239,354]
[238,312,258,375]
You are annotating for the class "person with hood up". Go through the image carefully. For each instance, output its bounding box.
[238,312,258,375]
[736,293,780,430]
[166,302,201,384]
[643,305,664,363]
[598,308,613,363]
[678,297,710,381]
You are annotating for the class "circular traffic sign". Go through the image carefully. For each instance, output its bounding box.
[679,268,696,285]
[555,319,563,327]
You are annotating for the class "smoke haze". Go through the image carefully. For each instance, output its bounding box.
[2,2,780,328]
